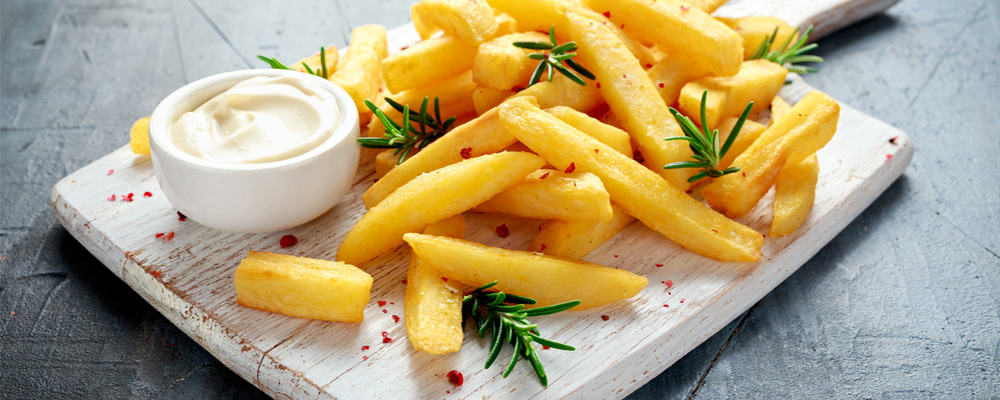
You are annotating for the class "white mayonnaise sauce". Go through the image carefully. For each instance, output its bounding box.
[170,75,339,164]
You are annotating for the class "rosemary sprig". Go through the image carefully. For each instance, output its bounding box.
[257,46,331,79]
[749,25,823,74]
[664,90,753,182]
[463,281,580,386]
[356,97,457,164]
[513,26,595,87]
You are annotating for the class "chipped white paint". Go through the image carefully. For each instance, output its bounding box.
[50,1,908,398]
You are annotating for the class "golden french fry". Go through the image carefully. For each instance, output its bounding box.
[678,59,788,129]
[513,71,604,113]
[331,26,387,119]
[487,0,568,34]
[473,32,550,91]
[686,0,729,13]
[582,0,743,77]
[367,71,477,139]
[573,7,659,68]
[338,25,388,68]
[718,16,799,60]
[494,12,519,37]
[473,169,613,221]
[769,95,791,127]
[339,151,545,266]
[382,36,477,93]
[546,106,632,156]
[771,154,819,237]
[405,215,466,354]
[234,251,373,323]
[129,116,151,155]
[473,85,514,115]
[647,56,711,106]
[529,204,637,259]
[363,97,535,208]
[290,46,339,77]
[717,116,767,170]
[703,90,839,218]
[499,97,763,262]
[375,149,399,179]
[411,0,497,44]
[404,233,648,309]
[566,11,693,189]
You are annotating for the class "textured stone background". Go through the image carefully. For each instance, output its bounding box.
[1,0,997,398]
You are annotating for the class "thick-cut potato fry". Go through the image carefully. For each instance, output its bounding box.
[338,25,388,68]
[494,12,519,36]
[583,0,743,77]
[487,0,568,34]
[686,0,729,13]
[290,46,339,77]
[367,71,477,138]
[473,85,515,115]
[717,117,767,170]
[718,16,799,60]
[546,106,632,156]
[411,0,497,44]
[375,149,399,179]
[566,11,693,189]
[234,251,372,323]
[769,95,791,127]
[513,71,604,113]
[679,59,787,129]
[473,169,614,221]
[500,97,764,262]
[405,216,466,354]
[130,116,151,155]
[573,8,659,68]
[703,90,839,218]
[404,233,648,309]
[529,204,637,259]
[363,98,535,208]
[382,36,477,93]
[771,154,819,237]
[473,32,550,91]
[647,56,710,106]
[339,151,545,266]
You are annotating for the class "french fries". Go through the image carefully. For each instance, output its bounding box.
[473,169,614,221]
[487,0,569,34]
[411,0,497,44]
[647,56,711,106]
[500,97,764,262]
[566,11,693,188]
[367,71,477,139]
[514,71,604,113]
[405,215,466,354]
[529,204,636,259]
[290,46,339,76]
[703,90,839,218]
[234,251,373,323]
[769,95,791,127]
[473,32,550,91]
[717,116,767,170]
[718,16,799,60]
[582,0,743,77]
[338,151,545,266]
[363,98,530,208]
[771,154,819,237]
[338,25,388,66]
[404,233,648,310]
[381,36,477,93]
[546,106,632,156]
[687,0,730,13]
[473,85,515,115]
[331,26,388,122]
[678,60,788,129]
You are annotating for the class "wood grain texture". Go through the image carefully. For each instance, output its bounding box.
[4,0,998,399]
[45,2,914,398]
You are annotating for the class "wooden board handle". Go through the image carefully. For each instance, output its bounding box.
[715,0,901,39]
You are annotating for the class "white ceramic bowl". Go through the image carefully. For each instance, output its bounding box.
[149,69,360,233]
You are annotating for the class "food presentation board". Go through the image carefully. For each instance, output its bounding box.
[51,0,909,398]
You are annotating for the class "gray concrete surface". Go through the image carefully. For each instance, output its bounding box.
[1,0,997,398]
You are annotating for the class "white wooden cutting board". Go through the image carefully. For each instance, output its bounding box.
[50,1,909,398]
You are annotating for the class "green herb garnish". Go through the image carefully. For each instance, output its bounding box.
[749,25,823,74]
[463,281,580,386]
[356,97,457,164]
[664,90,753,182]
[513,26,595,87]
[257,46,331,79]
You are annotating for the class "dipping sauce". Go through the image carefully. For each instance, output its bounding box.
[170,75,340,164]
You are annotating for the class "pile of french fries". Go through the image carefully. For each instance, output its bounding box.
[232,0,841,356]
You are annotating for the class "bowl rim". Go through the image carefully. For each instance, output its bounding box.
[149,69,359,172]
